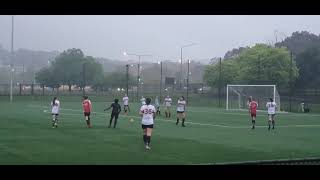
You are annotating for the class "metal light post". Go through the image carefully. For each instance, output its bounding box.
[10,15,14,102]
[289,51,293,112]
[180,43,197,89]
[187,59,190,104]
[126,64,129,96]
[123,52,152,102]
[158,61,163,103]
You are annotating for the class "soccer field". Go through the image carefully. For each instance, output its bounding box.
[1,97,320,165]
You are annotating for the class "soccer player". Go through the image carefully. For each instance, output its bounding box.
[123,94,130,115]
[176,96,186,127]
[140,96,146,105]
[266,98,277,130]
[82,96,92,128]
[104,99,121,128]
[249,97,258,129]
[155,96,160,115]
[164,95,172,118]
[51,97,60,128]
[139,97,156,150]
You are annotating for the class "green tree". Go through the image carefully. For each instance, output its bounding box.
[204,44,299,89]
[295,47,320,89]
[203,60,239,87]
[35,67,60,89]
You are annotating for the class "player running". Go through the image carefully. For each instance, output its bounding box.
[140,96,146,105]
[104,99,122,128]
[82,96,92,128]
[139,97,156,150]
[51,97,60,128]
[164,95,172,118]
[249,98,258,129]
[266,98,277,130]
[155,96,160,115]
[123,94,130,115]
[176,96,186,127]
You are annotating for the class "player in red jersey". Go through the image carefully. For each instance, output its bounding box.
[249,98,258,129]
[82,96,92,128]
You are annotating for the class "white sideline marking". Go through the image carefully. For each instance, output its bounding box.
[28,104,320,129]
[190,156,320,165]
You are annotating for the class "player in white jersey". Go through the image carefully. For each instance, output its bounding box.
[140,96,146,105]
[163,95,172,118]
[123,94,130,115]
[176,96,186,127]
[139,97,156,150]
[266,98,277,130]
[51,97,60,128]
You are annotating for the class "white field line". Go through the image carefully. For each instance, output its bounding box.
[190,156,320,165]
[28,104,320,129]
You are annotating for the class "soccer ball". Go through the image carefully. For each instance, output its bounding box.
[43,110,48,113]
[130,118,134,123]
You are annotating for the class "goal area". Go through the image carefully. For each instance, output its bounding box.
[226,85,281,112]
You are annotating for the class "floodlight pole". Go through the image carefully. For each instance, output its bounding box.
[10,15,14,103]
[126,64,129,96]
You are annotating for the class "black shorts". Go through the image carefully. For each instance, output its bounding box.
[51,113,59,116]
[177,111,185,114]
[142,124,154,129]
[84,112,91,116]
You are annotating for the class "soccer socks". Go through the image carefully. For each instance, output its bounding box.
[147,136,151,145]
[108,118,113,128]
[165,112,168,118]
[114,117,118,128]
[143,135,147,145]
[169,112,171,118]
[182,118,185,127]
[272,120,275,129]
[268,121,271,130]
[176,118,179,125]
[252,120,255,129]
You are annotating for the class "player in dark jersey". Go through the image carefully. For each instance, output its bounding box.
[104,99,122,128]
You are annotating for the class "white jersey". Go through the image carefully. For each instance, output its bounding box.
[140,98,146,105]
[164,97,172,107]
[140,104,156,125]
[123,96,129,105]
[177,100,186,112]
[266,102,277,114]
[51,100,60,114]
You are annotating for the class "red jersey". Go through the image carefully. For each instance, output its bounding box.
[249,101,258,114]
[82,99,92,113]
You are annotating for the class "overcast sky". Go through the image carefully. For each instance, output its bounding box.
[1,15,320,62]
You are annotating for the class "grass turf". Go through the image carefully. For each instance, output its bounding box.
[1,97,320,164]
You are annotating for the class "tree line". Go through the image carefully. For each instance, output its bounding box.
[204,31,320,90]
[35,48,135,91]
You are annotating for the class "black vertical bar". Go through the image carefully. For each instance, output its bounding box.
[187,60,190,104]
[218,57,222,107]
[126,64,129,96]
[19,83,22,96]
[137,62,140,102]
[83,63,86,96]
[31,84,34,96]
[289,51,293,112]
[160,61,162,103]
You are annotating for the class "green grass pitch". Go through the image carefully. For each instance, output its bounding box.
[1,97,320,164]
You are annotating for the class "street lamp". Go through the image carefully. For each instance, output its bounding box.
[180,43,197,89]
[123,52,152,101]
